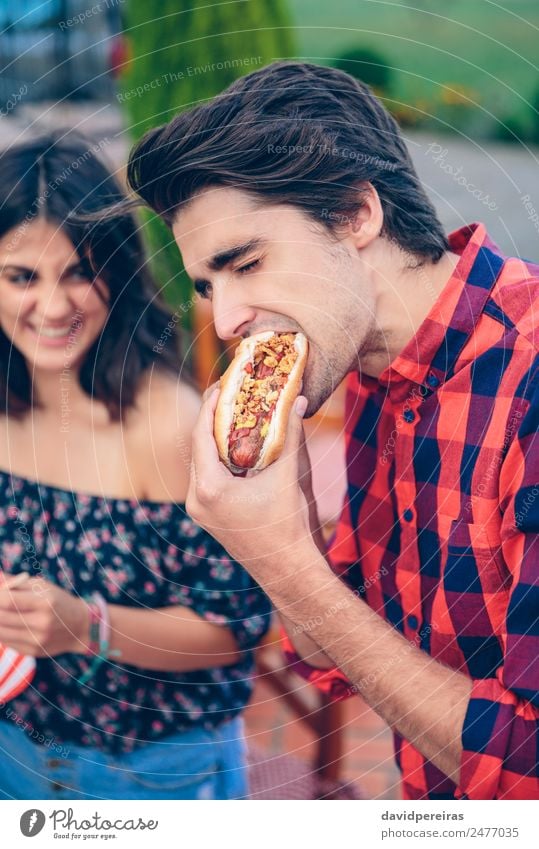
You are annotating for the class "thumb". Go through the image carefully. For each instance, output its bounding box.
[295,396,308,418]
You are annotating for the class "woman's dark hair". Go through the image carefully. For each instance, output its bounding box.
[126,61,449,263]
[0,133,180,420]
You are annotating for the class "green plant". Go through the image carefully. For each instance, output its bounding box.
[120,2,295,317]
[333,46,393,95]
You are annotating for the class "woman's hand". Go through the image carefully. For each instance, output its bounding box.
[0,573,88,658]
[187,387,319,575]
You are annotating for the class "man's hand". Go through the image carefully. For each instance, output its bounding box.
[187,386,319,574]
[0,574,88,657]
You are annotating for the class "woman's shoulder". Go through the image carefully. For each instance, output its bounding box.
[139,368,201,431]
[126,369,202,502]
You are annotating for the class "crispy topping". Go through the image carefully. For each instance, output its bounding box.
[235,413,258,430]
[229,333,298,445]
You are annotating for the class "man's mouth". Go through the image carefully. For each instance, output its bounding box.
[242,326,303,339]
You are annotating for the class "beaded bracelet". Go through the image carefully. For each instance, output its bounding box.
[93,592,111,650]
[76,592,120,685]
[86,597,101,656]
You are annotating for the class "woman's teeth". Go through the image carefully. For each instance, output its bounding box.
[32,324,76,338]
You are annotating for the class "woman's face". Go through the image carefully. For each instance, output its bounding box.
[0,218,109,375]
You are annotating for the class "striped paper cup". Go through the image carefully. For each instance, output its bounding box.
[0,645,36,702]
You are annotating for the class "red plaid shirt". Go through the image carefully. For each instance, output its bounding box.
[284,223,539,800]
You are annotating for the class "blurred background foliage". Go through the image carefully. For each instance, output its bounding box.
[290,0,539,142]
[121,0,295,316]
[117,0,538,316]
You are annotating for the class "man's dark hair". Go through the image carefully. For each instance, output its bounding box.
[0,133,179,420]
[127,61,449,264]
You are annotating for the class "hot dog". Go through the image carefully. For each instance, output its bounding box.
[214,331,308,474]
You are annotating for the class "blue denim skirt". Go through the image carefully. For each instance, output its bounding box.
[0,717,247,800]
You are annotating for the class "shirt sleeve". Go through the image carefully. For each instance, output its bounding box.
[281,627,357,701]
[164,519,272,652]
[457,370,539,800]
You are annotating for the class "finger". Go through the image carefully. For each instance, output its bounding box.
[201,379,220,404]
[0,572,30,589]
[0,611,35,629]
[192,386,220,459]
[0,586,44,612]
[297,431,314,493]
[0,629,36,654]
[275,395,308,470]
[0,575,48,593]
[191,386,231,490]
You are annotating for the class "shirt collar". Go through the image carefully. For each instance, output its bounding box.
[377,223,505,389]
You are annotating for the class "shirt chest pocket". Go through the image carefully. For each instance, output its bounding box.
[441,517,510,592]
[430,518,511,672]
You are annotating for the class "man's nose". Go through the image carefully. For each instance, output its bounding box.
[212,289,256,341]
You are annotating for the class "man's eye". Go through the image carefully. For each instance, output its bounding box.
[195,281,212,299]
[237,258,261,275]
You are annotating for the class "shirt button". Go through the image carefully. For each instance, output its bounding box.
[403,409,415,423]
[403,508,414,522]
[407,614,419,629]
[426,372,440,388]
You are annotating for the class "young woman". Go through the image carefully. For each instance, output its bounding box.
[0,134,270,800]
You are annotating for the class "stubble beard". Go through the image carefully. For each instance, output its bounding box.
[302,333,365,418]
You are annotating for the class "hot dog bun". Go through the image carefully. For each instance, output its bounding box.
[214,331,308,474]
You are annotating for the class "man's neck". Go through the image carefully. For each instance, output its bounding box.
[359,248,461,379]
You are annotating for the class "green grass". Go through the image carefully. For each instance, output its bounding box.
[286,0,539,138]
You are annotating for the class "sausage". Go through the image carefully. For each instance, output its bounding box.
[214,331,308,473]
[256,362,274,379]
[229,429,264,468]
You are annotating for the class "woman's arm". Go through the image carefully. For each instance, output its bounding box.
[77,601,242,671]
[0,578,241,671]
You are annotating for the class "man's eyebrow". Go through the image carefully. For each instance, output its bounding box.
[192,238,266,292]
[207,238,266,272]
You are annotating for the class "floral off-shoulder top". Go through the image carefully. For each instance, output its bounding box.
[0,470,271,755]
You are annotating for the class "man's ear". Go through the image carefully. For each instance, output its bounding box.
[348,182,384,248]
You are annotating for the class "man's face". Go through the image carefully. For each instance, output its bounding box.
[173,187,377,416]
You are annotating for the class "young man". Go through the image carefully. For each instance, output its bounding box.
[126,62,538,800]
